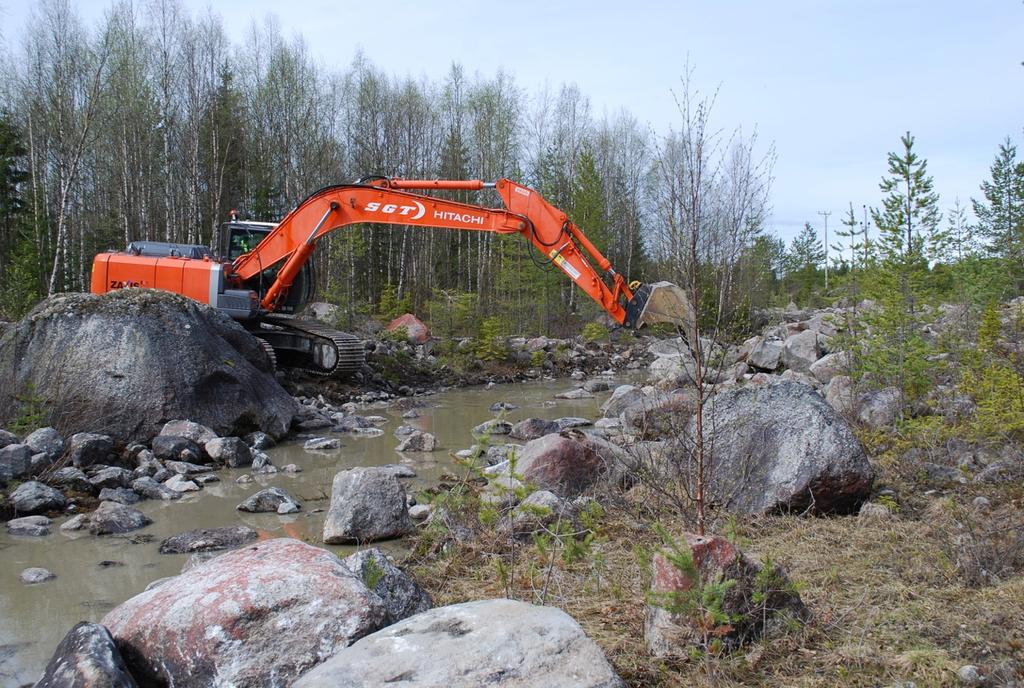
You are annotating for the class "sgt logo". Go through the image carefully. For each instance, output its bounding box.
[364,200,426,220]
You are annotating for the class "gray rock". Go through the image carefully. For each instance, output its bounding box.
[809,351,850,384]
[554,416,593,430]
[510,490,576,537]
[393,424,417,438]
[0,428,18,449]
[131,476,181,501]
[408,504,432,521]
[583,379,611,393]
[0,291,298,444]
[858,502,894,521]
[244,431,274,450]
[856,387,901,428]
[89,466,134,490]
[159,420,218,445]
[554,388,594,400]
[194,473,220,486]
[204,436,252,467]
[25,426,64,459]
[67,433,114,468]
[164,474,200,493]
[782,329,821,373]
[53,466,97,494]
[600,384,643,417]
[396,430,437,452]
[692,380,872,514]
[251,451,278,474]
[10,480,66,514]
[509,417,560,440]
[621,392,695,440]
[87,501,153,535]
[378,464,417,478]
[35,621,137,688]
[304,437,341,451]
[98,487,142,505]
[20,567,56,584]
[747,338,783,371]
[825,375,855,416]
[237,487,302,513]
[323,467,415,544]
[293,599,625,688]
[5,514,51,536]
[471,419,512,436]
[104,538,388,688]
[159,525,258,554]
[972,496,991,509]
[489,401,518,412]
[59,514,89,532]
[163,459,213,475]
[957,665,984,686]
[0,442,33,483]
[342,548,432,624]
[151,435,205,463]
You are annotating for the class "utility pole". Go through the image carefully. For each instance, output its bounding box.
[862,204,870,265]
[818,210,831,290]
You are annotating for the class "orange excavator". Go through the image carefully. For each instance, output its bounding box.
[91,177,693,376]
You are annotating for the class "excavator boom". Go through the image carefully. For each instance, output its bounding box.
[90,177,694,375]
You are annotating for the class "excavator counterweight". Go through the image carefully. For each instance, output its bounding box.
[90,177,694,376]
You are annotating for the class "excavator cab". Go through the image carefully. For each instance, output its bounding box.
[219,221,317,314]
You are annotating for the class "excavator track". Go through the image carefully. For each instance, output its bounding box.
[251,315,364,377]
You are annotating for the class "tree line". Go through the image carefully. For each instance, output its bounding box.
[0,0,1021,341]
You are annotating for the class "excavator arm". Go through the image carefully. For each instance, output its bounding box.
[230,178,690,330]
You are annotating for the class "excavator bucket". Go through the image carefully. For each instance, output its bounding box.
[624,281,697,341]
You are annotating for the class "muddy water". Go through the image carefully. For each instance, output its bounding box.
[0,376,623,684]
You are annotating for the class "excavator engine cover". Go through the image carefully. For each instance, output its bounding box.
[624,281,696,337]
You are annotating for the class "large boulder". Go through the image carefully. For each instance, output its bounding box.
[516,432,627,497]
[621,392,696,440]
[341,548,432,624]
[293,599,625,688]
[645,533,808,656]
[386,313,430,344]
[35,621,137,688]
[694,380,872,514]
[0,290,298,444]
[809,350,850,385]
[323,468,415,544]
[102,538,388,687]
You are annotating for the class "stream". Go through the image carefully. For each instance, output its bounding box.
[0,375,624,685]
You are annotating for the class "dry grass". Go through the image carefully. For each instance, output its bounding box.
[403,460,1024,687]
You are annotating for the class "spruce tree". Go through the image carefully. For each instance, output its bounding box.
[972,138,1024,269]
[859,132,944,418]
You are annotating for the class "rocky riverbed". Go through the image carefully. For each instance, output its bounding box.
[3,292,1021,686]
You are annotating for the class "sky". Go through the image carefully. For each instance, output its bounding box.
[1,0,1021,250]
